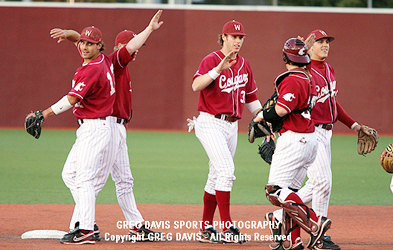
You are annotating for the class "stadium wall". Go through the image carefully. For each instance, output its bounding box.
[1,3,392,134]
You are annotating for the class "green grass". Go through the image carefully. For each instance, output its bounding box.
[0,129,392,205]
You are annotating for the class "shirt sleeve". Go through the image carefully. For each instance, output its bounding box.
[337,102,356,128]
[276,77,300,113]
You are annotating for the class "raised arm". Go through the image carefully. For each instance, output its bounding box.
[125,10,164,55]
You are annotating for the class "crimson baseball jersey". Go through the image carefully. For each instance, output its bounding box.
[108,46,136,120]
[193,50,258,119]
[69,51,116,119]
[276,70,314,133]
[309,60,355,128]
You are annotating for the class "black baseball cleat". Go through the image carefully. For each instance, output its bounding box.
[265,212,282,242]
[306,216,332,248]
[60,229,95,245]
[94,223,101,241]
[313,236,341,250]
[198,225,220,243]
[220,225,247,244]
[129,224,164,241]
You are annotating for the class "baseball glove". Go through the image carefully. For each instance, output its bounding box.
[357,125,378,155]
[248,112,272,143]
[25,110,45,139]
[258,137,275,165]
[380,144,393,173]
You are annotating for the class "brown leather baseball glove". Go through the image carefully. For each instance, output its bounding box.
[357,125,378,155]
[380,144,393,173]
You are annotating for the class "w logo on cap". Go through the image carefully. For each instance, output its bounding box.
[80,26,102,44]
[84,30,92,36]
[222,20,246,36]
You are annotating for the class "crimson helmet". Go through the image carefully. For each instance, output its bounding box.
[283,38,310,64]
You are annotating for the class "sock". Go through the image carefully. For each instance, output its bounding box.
[80,229,92,234]
[216,190,232,228]
[202,191,217,230]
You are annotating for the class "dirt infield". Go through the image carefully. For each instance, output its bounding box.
[1,204,392,250]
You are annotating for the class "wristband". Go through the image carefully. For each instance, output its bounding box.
[257,110,264,120]
[208,68,220,80]
[351,122,360,130]
[51,95,73,115]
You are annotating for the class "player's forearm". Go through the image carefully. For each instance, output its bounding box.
[125,28,152,54]
[64,30,80,43]
[192,72,219,92]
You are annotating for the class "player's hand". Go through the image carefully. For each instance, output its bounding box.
[216,51,237,72]
[149,10,164,31]
[50,28,66,43]
[303,33,315,56]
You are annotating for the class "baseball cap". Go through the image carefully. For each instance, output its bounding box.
[222,20,246,36]
[307,29,335,42]
[79,26,102,44]
[115,30,137,45]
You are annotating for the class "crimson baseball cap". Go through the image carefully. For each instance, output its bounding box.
[307,29,335,42]
[79,26,102,44]
[222,20,246,36]
[115,30,137,45]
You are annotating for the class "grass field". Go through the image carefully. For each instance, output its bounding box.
[1,129,392,205]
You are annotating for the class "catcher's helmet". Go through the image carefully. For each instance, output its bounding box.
[283,38,310,64]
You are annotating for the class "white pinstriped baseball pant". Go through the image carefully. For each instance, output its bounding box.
[66,117,144,231]
[195,112,238,194]
[297,126,333,217]
[269,130,318,222]
[62,118,111,231]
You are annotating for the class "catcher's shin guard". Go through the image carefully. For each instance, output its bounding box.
[265,184,332,248]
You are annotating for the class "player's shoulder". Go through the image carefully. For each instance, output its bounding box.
[204,50,224,61]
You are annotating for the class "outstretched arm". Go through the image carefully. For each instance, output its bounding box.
[125,10,164,55]
[50,28,80,46]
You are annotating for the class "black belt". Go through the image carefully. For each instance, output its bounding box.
[116,118,128,124]
[316,123,333,131]
[214,114,239,123]
[78,117,106,124]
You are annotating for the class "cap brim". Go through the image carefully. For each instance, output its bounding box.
[316,36,335,42]
[225,32,247,36]
[80,38,100,44]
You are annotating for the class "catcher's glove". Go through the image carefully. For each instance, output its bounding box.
[25,110,45,139]
[258,137,275,165]
[357,125,378,155]
[248,113,272,143]
[380,144,393,173]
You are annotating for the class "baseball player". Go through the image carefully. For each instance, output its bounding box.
[50,10,164,241]
[26,26,115,244]
[254,38,332,250]
[265,30,371,250]
[191,20,262,244]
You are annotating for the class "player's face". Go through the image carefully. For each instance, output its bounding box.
[223,34,245,54]
[80,40,102,62]
[311,38,330,61]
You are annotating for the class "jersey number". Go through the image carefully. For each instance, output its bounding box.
[240,91,245,103]
[107,72,115,96]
